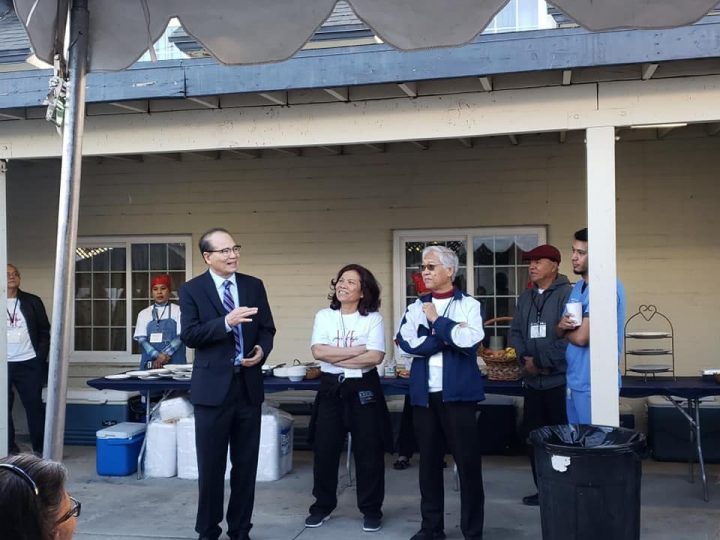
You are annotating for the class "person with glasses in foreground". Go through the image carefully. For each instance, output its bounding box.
[0,453,79,540]
[396,246,486,540]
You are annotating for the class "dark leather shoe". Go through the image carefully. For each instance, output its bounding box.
[409,530,446,540]
[522,493,540,506]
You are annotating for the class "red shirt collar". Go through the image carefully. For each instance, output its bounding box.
[431,288,455,299]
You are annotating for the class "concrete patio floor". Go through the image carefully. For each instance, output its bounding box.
[48,444,720,540]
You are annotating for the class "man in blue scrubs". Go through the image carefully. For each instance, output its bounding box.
[557,228,625,424]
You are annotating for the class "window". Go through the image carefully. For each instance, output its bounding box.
[483,0,555,34]
[393,227,546,347]
[74,236,192,361]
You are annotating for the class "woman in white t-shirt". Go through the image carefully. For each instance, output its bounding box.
[304,264,391,533]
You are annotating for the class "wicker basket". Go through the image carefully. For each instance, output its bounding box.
[479,347,520,381]
[480,316,520,381]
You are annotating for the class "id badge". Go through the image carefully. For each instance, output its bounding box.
[149,332,164,343]
[7,328,22,344]
[343,368,363,379]
[358,390,376,405]
[530,322,546,339]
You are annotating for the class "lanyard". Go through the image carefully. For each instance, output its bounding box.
[152,303,170,323]
[6,298,18,326]
[338,311,357,348]
[530,289,553,322]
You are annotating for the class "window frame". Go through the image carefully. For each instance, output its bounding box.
[71,235,193,364]
[392,226,547,350]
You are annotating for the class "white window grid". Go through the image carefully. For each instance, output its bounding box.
[72,235,192,363]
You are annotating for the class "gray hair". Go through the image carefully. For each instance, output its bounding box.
[422,245,459,278]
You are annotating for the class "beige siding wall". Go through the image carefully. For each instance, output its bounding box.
[6,135,720,382]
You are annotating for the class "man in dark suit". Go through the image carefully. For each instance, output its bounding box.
[6,264,50,454]
[180,228,276,540]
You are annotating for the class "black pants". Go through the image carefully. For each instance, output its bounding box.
[194,374,261,540]
[523,384,567,487]
[309,372,386,520]
[414,392,484,540]
[8,357,45,453]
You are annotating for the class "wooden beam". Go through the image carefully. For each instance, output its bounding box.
[226,149,261,158]
[102,154,144,162]
[186,151,220,160]
[641,63,659,80]
[457,138,473,148]
[323,88,349,102]
[364,143,386,152]
[187,96,220,109]
[152,153,182,161]
[258,92,287,106]
[478,76,493,92]
[398,82,418,97]
[705,123,720,136]
[657,126,677,139]
[317,146,342,155]
[559,130,567,143]
[409,140,428,150]
[0,108,25,120]
[108,101,148,114]
[5,77,720,160]
[508,134,519,145]
[272,147,301,156]
[562,70,572,86]
[585,126,619,427]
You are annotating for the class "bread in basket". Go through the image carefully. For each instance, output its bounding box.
[478,346,520,381]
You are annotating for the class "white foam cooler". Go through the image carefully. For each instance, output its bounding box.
[175,416,231,480]
[144,420,178,477]
[257,405,294,482]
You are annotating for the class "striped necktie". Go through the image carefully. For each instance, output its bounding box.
[223,280,244,365]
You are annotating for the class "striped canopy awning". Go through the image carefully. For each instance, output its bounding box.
[13,0,720,71]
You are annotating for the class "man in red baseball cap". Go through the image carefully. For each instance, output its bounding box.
[133,274,186,369]
[511,244,572,506]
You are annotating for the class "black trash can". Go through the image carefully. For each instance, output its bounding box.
[530,424,646,540]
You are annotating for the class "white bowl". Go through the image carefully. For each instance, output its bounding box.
[287,366,306,381]
[273,366,290,378]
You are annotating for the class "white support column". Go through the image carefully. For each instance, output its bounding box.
[0,160,7,456]
[586,126,620,426]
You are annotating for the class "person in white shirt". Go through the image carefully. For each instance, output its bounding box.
[133,274,185,369]
[304,264,391,534]
[6,264,50,454]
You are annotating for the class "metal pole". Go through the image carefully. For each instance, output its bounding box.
[0,160,7,456]
[43,0,89,461]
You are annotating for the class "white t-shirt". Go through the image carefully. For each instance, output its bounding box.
[428,297,453,392]
[133,303,182,338]
[310,308,385,375]
[6,298,36,362]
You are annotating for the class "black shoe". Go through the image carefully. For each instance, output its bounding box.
[409,529,446,540]
[522,493,540,506]
[362,516,382,532]
[305,513,330,528]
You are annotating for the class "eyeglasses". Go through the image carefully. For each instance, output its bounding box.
[6,272,19,278]
[205,245,241,257]
[0,463,39,495]
[56,496,81,525]
[419,264,439,271]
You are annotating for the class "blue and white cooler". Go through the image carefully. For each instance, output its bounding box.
[96,422,146,476]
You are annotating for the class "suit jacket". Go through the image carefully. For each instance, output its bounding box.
[180,271,276,407]
[16,290,51,363]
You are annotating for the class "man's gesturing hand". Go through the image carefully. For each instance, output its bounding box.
[226,306,258,327]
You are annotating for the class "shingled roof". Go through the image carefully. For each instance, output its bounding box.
[0,12,31,64]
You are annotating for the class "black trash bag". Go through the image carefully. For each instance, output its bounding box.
[530,424,646,456]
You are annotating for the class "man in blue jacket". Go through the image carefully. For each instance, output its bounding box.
[396,246,485,540]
